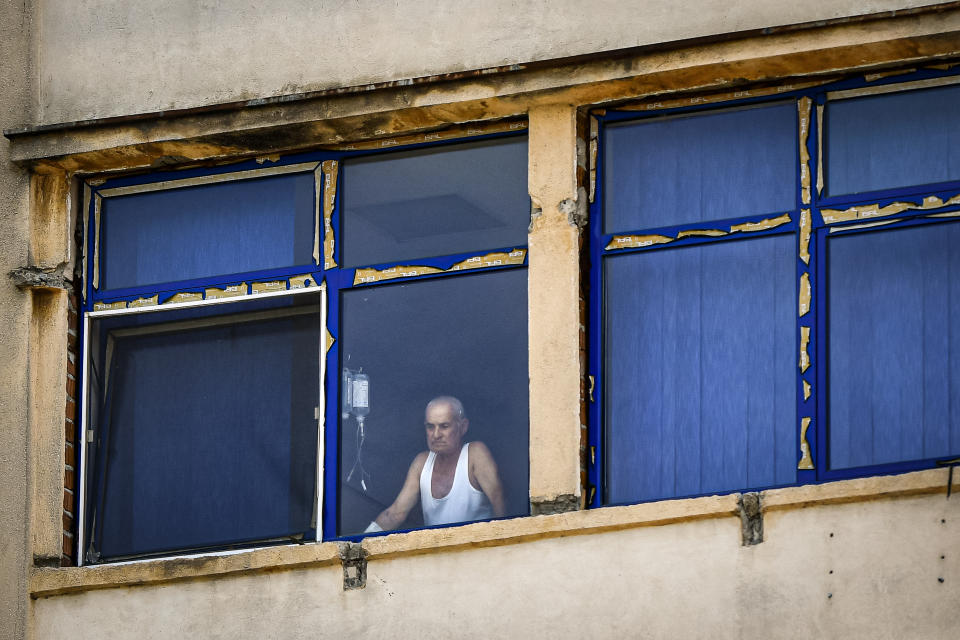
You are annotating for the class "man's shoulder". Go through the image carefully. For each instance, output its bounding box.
[411,450,430,469]
[467,441,495,463]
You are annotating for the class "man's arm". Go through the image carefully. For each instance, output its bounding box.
[468,442,506,517]
[369,452,428,531]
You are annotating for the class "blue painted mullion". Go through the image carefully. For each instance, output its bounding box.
[587,123,606,505]
[813,225,829,479]
[321,273,341,540]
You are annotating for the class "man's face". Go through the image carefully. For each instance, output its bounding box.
[424,403,467,455]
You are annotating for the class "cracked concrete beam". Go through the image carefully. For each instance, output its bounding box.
[8,266,69,291]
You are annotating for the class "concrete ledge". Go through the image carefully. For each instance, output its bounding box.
[29,469,950,598]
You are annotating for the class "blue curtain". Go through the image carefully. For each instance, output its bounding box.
[827,84,960,196]
[102,172,315,291]
[605,235,795,504]
[602,103,796,233]
[828,222,960,469]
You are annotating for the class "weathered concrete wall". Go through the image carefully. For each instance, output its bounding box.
[0,1,35,639]
[36,0,938,124]
[31,493,960,639]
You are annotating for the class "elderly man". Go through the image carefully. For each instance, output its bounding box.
[364,396,505,532]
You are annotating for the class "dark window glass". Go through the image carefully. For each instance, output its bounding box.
[101,172,316,291]
[86,293,320,560]
[337,269,528,535]
[828,222,960,469]
[603,103,796,234]
[826,84,960,196]
[340,137,529,267]
[604,235,795,504]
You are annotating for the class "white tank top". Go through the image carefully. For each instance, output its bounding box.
[420,442,493,526]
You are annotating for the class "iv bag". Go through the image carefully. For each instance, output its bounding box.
[351,372,370,418]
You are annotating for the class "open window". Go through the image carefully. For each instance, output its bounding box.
[79,124,531,562]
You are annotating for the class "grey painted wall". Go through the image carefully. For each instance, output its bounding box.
[37,0,937,124]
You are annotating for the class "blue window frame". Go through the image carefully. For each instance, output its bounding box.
[78,123,531,562]
[589,69,960,507]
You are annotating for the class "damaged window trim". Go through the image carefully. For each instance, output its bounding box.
[587,64,960,511]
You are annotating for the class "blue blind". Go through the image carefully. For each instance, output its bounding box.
[604,235,795,504]
[93,295,320,558]
[828,222,960,469]
[826,84,960,196]
[101,172,316,291]
[337,268,529,534]
[340,137,529,268]
[602,103,796,233]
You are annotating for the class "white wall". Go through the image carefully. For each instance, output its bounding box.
[37,0,937,124]
[33,494,960,639]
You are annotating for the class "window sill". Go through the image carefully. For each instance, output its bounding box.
[31,468,950,598]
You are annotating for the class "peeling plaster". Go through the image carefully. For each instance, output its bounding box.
[799,209,811,265]
[605,234,673,250]
[729,213,792,234]
[799,272,811,317]
[205,284,247,300]
[128,295,158,308]
[803,380,812,401]
[320,160,339,269]
[821,194,960,223]
[251,280,286,294]
[676,228,728,239]
[353,249,526,285]
[799,326,811,374]
[798,417,815,469]
[798,97,812,205]
[165,292,203,304]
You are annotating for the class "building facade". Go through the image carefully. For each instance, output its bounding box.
[2,1,960,638]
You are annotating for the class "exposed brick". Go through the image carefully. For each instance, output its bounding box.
[67,358,77,376]
[66,375,77,398]
[65,441,75,466]
[62,513,73,532]
[67,330,77,349]
[64,471,75,491]
[62,532,74,557]
[65,419,75,443]
[65,398,76,422]
[63,488,73,512]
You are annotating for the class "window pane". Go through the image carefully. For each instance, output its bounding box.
[828,222,960,469]
[826,84,960,196]
[340,137,529,267]
[337,269,528,535]
[603,103,796,234]
[101,172,316,291]
[604,235,795,504]
[87,293,320,560]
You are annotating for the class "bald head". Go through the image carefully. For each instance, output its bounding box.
[426,396,466,420]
